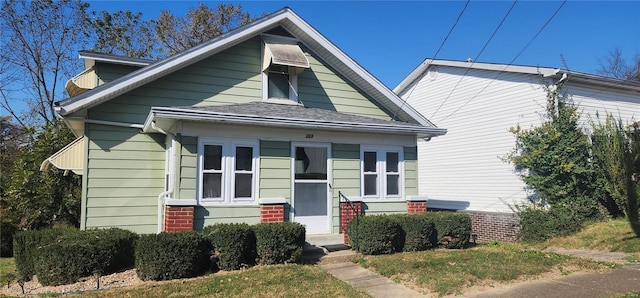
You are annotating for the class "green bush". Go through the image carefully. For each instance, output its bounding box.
[0,220,16,257]
[253,222,305,265]
[13,228,74,281]
[518,203,588,242]
[389,214,436,252]
[31,228,138,286]
[202,223,256,271]
[347,215,402,255]
[135,231,211,281]
[423,212,472,249]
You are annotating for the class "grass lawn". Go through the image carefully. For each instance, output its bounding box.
[357,242,614,296]
[59,265,369,298]
[536,218,640,262]
[0,258,15,287]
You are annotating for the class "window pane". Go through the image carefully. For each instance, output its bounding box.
[364,174,377,196]
[387,174,399,195]
[235,173,252,198]
[294,182,327,216]
[204,145,222,170]
[364,152,377,172]
[295,147,327,180]
[203,173,222,198]
[386,152,399,172]
[235,147,253,171]
[268,65,289,99]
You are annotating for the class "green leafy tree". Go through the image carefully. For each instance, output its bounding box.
[4,119,81,229]
[84,9,157,59]
[591,114,640,236]
[154,3,254,56]
[507,80,599,214]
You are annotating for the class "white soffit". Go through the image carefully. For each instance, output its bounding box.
[40,136,85,175]
[262,36,310,70]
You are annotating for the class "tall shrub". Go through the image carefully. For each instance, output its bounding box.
[591,114,640,236]
[253,222,305,265]
[347,215,402,255]
[202,223,256,271]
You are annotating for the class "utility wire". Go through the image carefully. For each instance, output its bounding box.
[391,0,470,122]
[438,0,567,122]
[430,0,518,120]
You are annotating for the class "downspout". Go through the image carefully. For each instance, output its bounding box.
[152,121,176,233]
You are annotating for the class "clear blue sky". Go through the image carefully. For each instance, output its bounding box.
[87,1,640,89]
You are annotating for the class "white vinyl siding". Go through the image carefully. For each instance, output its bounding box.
[402,65,640,212]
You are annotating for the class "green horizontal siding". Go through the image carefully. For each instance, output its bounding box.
[332,143,360,233]
[178,136,198,200]
[96,63,143,85]
[194,205,261,230]
[88,37,262,124]
[259,140,290,200]
[84,124,164,234]
[363,201,407,215]
[404,146,418,196]
[298,52,393,120]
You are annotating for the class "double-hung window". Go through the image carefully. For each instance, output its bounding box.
[361,147,403,199]
[199,139,258,204]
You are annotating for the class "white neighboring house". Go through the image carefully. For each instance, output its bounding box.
[395,59,640,241]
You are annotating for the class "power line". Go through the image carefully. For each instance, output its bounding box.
[430,0,519,120]
[391,0,470,122]
[438,0,567,122]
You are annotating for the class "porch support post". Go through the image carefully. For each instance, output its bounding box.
[340,197,363,245]
[164,199,197,232]
[407,196,428,214]
[259,198,286,223]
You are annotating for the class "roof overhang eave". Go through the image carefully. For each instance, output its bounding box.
[143,108,446,137]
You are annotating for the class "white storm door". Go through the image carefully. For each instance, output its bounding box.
[292,144,330,234]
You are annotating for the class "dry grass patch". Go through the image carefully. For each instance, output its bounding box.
[357,243,613,296]
[536,218,640,262]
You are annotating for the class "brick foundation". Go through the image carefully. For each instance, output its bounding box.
[164,206,194,232]
[407,201,427,214]
[464,211,519,242]
[340,201,363,245]
[260,203,285,223]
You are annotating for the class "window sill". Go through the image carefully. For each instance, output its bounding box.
[263,98,300,105]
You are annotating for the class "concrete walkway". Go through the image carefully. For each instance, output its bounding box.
[321,262,426,298]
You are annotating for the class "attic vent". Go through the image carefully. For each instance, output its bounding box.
[262,36,310,71]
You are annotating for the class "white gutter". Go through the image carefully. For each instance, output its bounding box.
[67,117,144,129]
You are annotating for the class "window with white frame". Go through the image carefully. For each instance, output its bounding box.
[199,139,258,203]
[361,147,403,199]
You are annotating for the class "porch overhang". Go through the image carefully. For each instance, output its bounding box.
[40,136,85,175]
[142,102,447,138]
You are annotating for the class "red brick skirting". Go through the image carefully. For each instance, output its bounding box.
[340,201,363,245]
[464,211,519,242]
[165,206,194,232]
[260,203,285,223]
[407,201,427,214]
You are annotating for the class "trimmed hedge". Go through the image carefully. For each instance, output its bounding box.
[423,212,472,249]
[347,215,402,255]
[0,219,16,257]
[253,222,305,265]
[135,231,211,281]
[14,228,137,286]
[518,204,587,242]
[202,223,256,271]
[389,214,436,252]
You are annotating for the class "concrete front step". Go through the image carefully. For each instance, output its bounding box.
[301,246,358,264]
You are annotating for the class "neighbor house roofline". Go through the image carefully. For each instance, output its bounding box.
[394,58,640,95]
[56,7,435,128]
[78,50,154,68]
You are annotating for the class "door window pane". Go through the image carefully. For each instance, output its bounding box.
[204,145,222,170]
[295,147,327,180]
[203,173,222,198]
[294,182,327,216]
[235,147,253,171]
[235,173,252,198]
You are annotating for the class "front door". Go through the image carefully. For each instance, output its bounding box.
[292,144,330,234]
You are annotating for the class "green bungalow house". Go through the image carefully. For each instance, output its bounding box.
[47,8,446,236]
